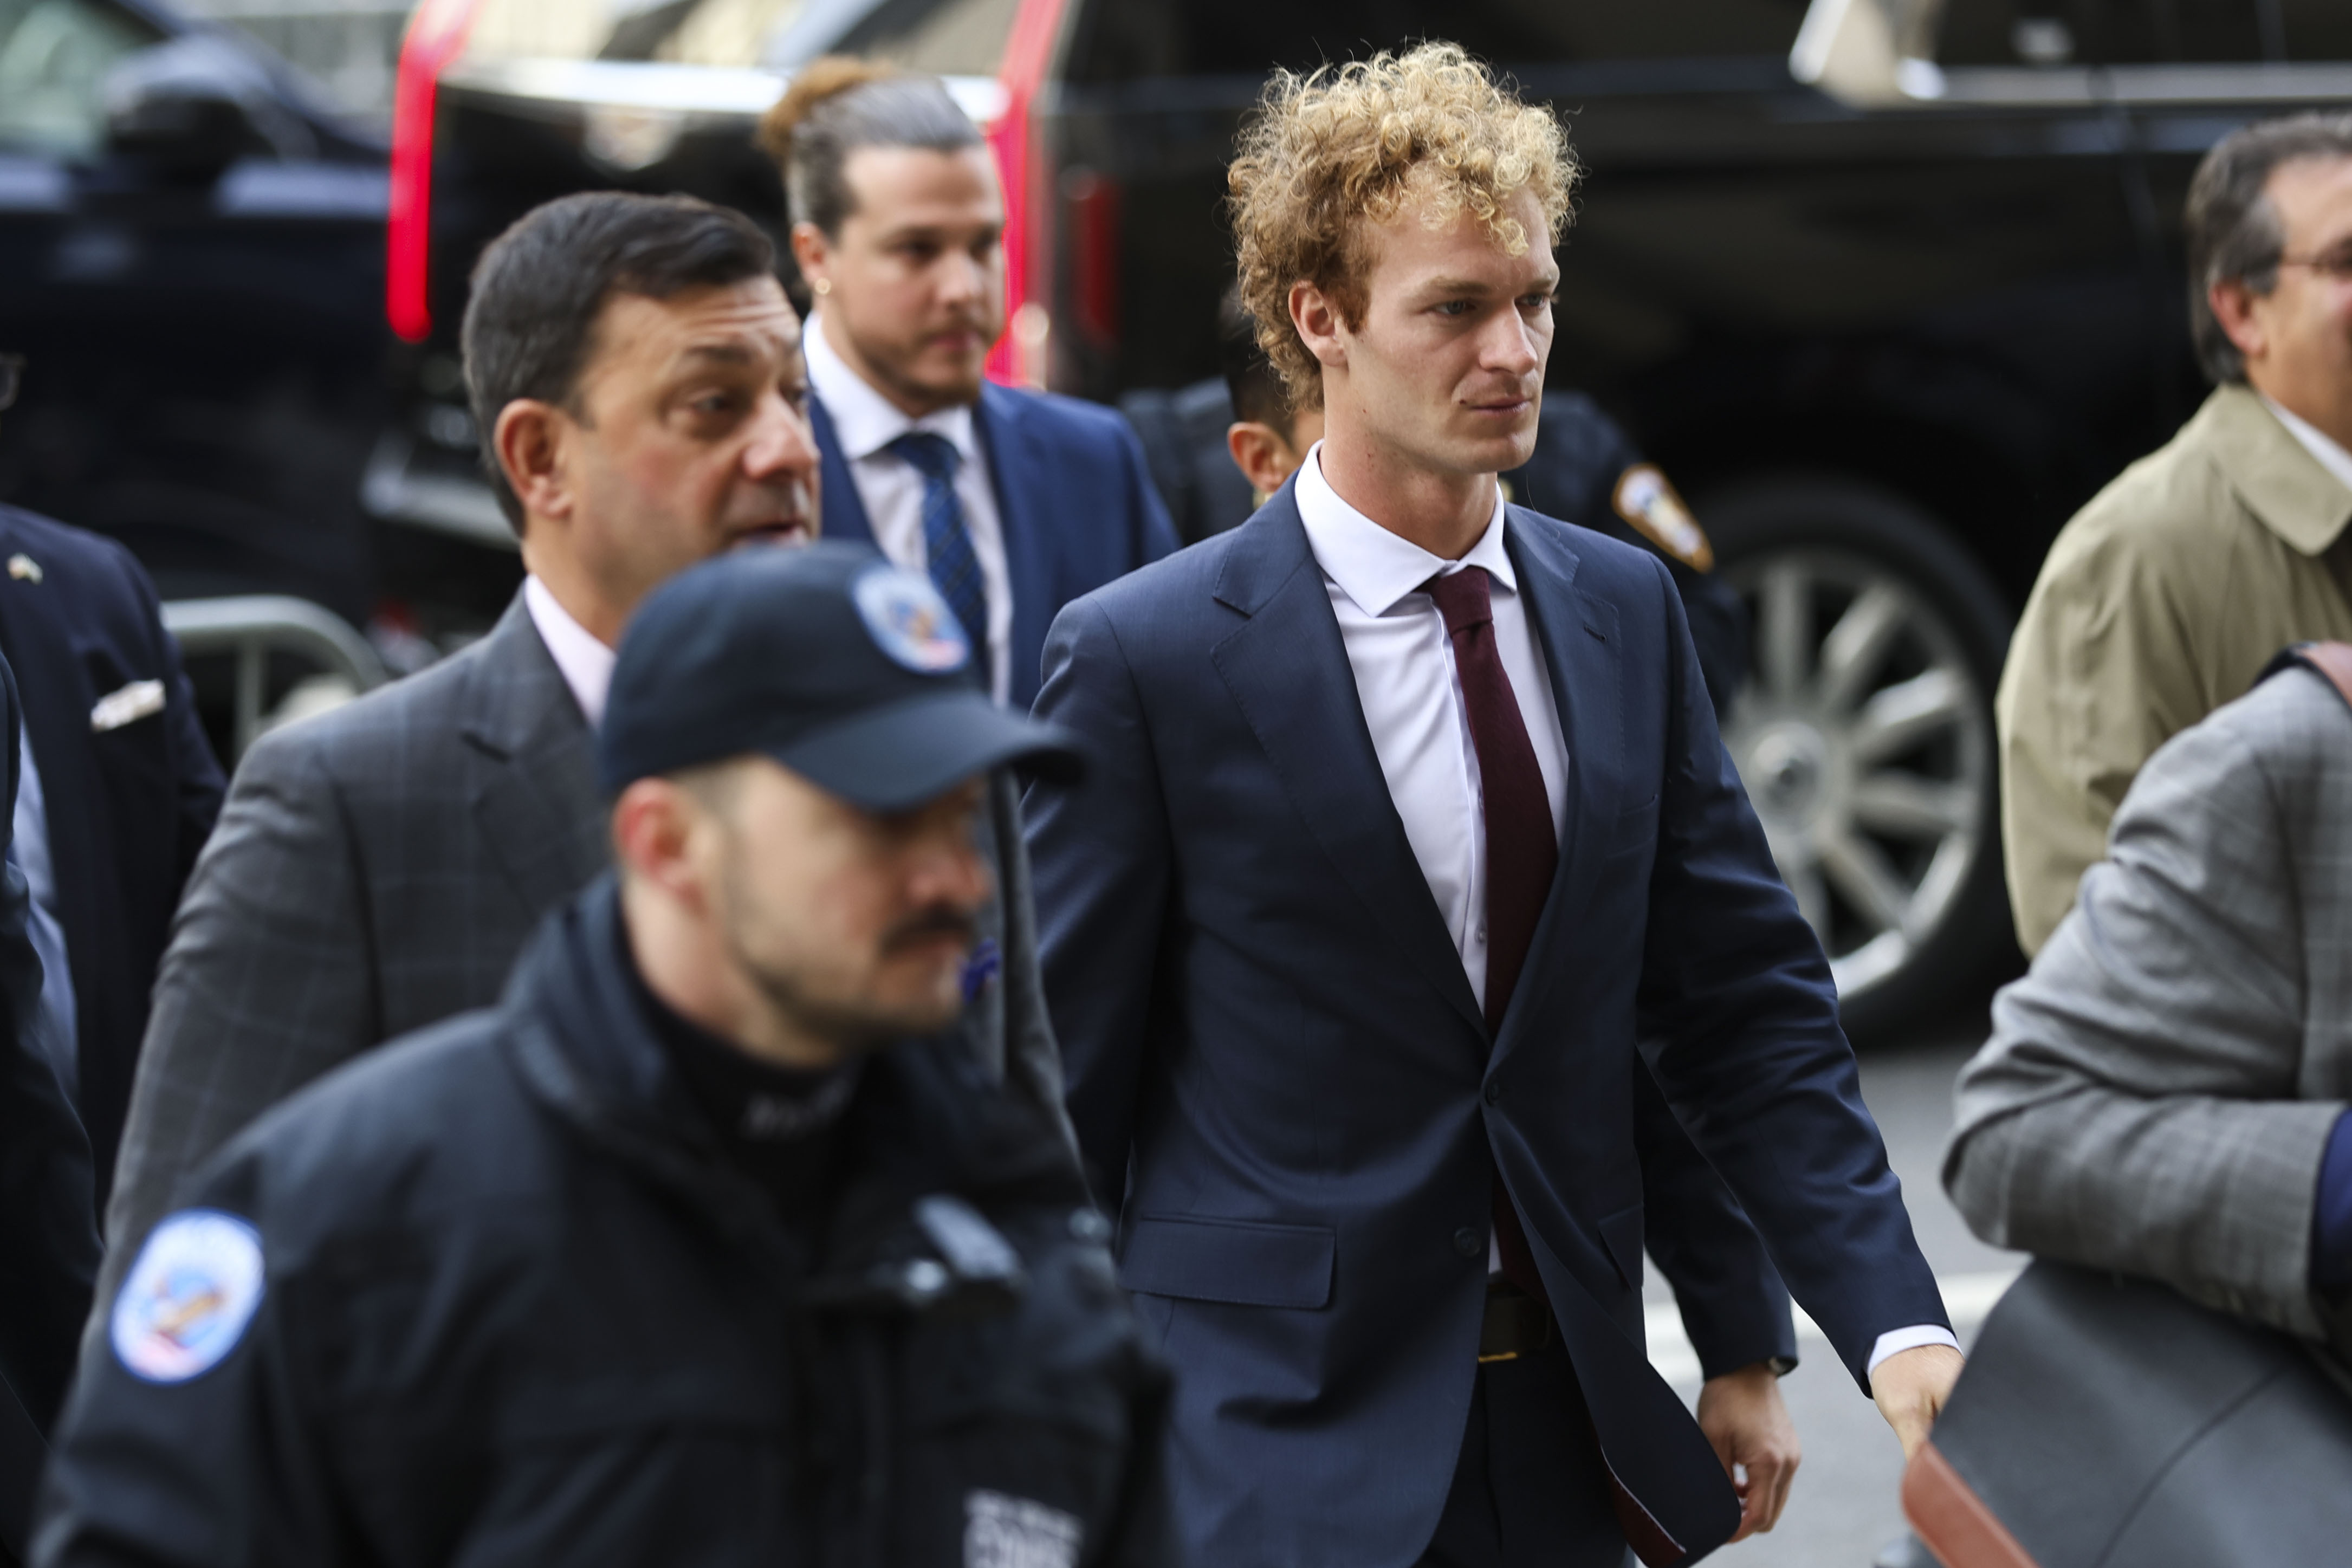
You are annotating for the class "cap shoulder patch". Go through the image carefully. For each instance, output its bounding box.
[1612,463,1715,572]
[853,564,970,674]
[111,1208,266,1383]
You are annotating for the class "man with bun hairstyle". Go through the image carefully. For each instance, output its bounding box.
[1025,44,1958,1568]
[759,60,1177,710]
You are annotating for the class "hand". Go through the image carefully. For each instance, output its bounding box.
[1695,1361,1800,1540]
[1871,1344,1965,1460]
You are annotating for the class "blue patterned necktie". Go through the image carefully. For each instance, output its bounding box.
[889,431,989,666]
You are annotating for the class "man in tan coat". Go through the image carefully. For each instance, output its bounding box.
[2000,112,2352,954]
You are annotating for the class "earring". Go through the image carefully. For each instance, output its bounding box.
[813,278,831,296]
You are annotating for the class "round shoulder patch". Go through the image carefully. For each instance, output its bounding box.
[111,1209,265,1384]
[853,563,970,674]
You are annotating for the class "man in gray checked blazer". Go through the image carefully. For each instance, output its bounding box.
[102,192,1077,1307]
[1946,647,2352,1357]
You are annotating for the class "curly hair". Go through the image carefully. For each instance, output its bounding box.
[1227,43,1577,409]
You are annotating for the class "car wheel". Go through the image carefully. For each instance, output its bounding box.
[1701,476,2017,1040]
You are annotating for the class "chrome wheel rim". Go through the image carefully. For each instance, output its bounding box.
[1719,548,1991,1000]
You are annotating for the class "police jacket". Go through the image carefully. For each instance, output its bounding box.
[1501,392,1749,714]
[35,878,1172,1568]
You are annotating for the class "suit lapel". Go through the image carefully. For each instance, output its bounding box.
[976,386,1053,710]
[1496,510,1622,1053]
[1210,490,1485,1039]
[809,396,877,548]
[458,596,608,919]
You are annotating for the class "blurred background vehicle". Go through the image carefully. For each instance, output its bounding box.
[4,0,2349,1028]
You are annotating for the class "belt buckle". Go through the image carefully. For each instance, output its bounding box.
[1478,1285,1552,1364]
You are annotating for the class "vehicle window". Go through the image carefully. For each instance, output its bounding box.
[461,0,795,67]
[0,0,160,157]
[1066,0,1811,84]
[833,0,1022,77]
[1936,1,2352,66]
[457,0,1018,74]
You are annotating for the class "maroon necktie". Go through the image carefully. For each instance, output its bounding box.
[1424,567,1557,1304]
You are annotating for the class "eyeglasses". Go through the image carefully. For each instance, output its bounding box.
[0,354,20,413]
[2276,251,2352,281]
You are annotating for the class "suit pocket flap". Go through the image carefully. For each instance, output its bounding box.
[1118,1216,1334,1309]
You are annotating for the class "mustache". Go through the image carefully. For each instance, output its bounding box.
[879,904,979,954]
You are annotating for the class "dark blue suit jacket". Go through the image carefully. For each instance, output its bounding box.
[811,381,1178,711]
[0,507,224,1200]
[0,646,100,1562]
[1026,485,1946,1567]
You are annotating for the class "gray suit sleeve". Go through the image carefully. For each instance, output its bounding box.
[1945,673,2348,1342]
[100,726,376,1299]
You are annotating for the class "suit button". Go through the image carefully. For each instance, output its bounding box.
[1483,1080,1504,1105]
[1453,1226,1482,1258]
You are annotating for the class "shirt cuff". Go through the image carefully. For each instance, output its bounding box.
[2311,1108,2352,1295]
[1867,1324,1960,1375]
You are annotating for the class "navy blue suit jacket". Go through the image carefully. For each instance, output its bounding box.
[0,507,223,1202]
[0,646,100,1562]
[811,381,1178,711]
[1025,485,1946,1567]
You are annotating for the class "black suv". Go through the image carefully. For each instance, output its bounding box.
[8,0,2351,1027]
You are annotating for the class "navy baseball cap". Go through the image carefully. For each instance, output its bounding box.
[598,542,1081,811]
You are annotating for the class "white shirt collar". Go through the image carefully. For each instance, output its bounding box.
[803,309,979,465]
[522,575,616,728]
[1293,442,1516,617]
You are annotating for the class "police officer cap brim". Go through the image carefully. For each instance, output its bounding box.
[766,688,1080,813]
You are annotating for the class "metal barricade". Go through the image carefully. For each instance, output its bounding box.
[161,595,390,760]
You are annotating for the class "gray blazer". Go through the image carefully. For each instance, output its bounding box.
[103,593,1068,1306]
[1946,664,2352,1349]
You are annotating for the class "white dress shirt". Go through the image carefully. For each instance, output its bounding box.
[805,315,1014,704]
[1294,444,1565,1011]
[1296,445,1954,1378]
[523,575,615,727]
[2262,394,2352,496]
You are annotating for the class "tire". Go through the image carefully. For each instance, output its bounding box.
[1697,476,2017,1042]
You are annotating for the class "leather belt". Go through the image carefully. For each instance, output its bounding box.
[1478,1281,1553,1364]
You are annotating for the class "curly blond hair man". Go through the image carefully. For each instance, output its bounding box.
[1026,43,1958,1568]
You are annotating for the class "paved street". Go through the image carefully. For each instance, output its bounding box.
[1643,1000,2023,1567]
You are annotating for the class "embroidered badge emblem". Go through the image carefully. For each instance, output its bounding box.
[1611,463,1715,572]
[853,564,970,674]
[111,1209,265,1383]
[964,1490,1082,1568]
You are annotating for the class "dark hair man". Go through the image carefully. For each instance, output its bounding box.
[35,545,1172,1568]
[106,193,1076,1315]
[1025,45,1956,1568]
[0,646,101,1566]
[2000,113,2352,955]
[0,355,224,1203]
[759,59,1178,710]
